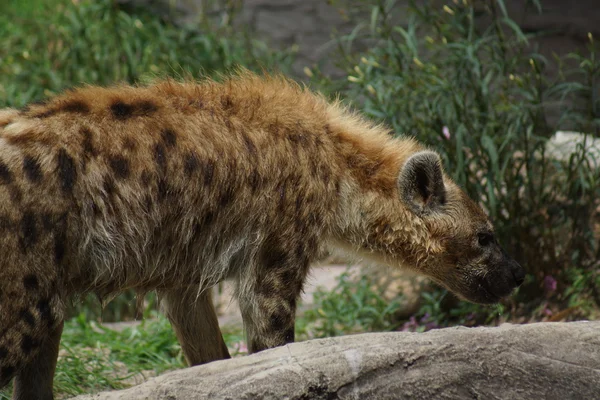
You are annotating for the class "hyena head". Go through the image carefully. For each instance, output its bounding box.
[363,150,525,304]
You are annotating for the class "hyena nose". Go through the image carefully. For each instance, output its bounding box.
[511,261,525,286]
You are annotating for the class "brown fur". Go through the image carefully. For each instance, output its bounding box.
[0,72,523,399]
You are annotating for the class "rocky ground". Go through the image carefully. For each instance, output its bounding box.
[74,321,600,400]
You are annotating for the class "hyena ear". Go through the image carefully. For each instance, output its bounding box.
[398,151,446,215]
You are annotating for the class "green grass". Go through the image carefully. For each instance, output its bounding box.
[0,313,247,399]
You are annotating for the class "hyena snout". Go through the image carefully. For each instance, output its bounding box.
[479,256,525,303]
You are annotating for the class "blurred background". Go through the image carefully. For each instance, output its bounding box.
[1,0,599,397]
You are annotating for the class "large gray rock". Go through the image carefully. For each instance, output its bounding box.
[73,321,600,400]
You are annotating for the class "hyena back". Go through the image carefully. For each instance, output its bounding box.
[0,73,524,399]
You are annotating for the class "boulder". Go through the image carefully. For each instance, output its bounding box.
[73,321,600,400]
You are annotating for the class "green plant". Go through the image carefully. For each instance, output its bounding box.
[298,270,404,339]
[314,0,600,324]
[0,0,293,108]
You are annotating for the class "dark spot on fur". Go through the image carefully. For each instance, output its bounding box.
[221,96,233,111]
[161,129,177,147]
[108,156,130,179]
[33,109,57,119]
[41,213,54,231]
[110,101,133,119]
[8,186,22,203]
[36,299,52,323]
[91,201,100,218]
[0,347,7,359]
[57,149,76,194]
[295,243,306,260]
[140,170,152,186]
[61,100,89,114]
[281,269,297,286]
[136,100,158,116]
[321,165,331,185]
[123,137,137,151]
[23,156,42,183]
[218,187,234,207]
[103,177,116,197]
[202,211,214,226]
[81,128,97,157]
[249,169,261,192]
[295,197,303,213]
[157,179,169,200]
[204,161,214,186]
[263,247,289,270]
[110,100,158,120]
[54,230,66,264]
[0,162,13,185]
[154,143,166,173]
[1,366,14,379]
[20,309,35,328]
[184,153,199,177]
[20,212,37,251]
[288,133,307,146]
[365,160,382,178]
[242,134,257,156]
[0,215,11,230]
[278,182,287,210]
[21,335,37,354]
[269,310,290,332]
[23,275,38,291]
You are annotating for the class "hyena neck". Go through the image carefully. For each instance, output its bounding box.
[328,177,421,269]
[324,116,428,270]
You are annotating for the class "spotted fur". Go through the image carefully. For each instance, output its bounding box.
[0,72,523,399]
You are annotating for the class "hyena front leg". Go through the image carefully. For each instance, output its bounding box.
[238,249,308,353]
[160,287,230,366]
[12,320,64,400]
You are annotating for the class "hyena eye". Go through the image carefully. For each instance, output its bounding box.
[477,232,494,247]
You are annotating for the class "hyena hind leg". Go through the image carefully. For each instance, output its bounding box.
[12,320,64,400]
[160,287,230,366]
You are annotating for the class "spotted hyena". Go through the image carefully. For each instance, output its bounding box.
[0,72,524,399]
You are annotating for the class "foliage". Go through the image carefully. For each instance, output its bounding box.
[313,0,600,324]
[0,0,293,108]
[0,313,246,399]
[298,270,404,339]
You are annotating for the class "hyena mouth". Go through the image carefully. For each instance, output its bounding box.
[475,274,521,304]
[477,283,504,304]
